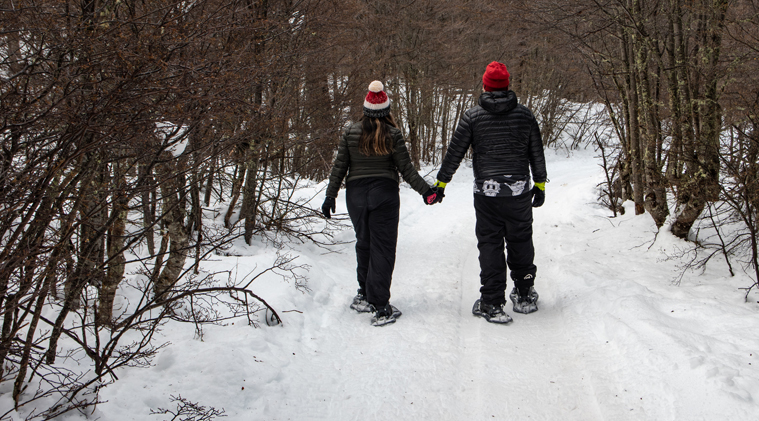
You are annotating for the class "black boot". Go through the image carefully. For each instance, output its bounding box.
[371,303,402,327]
[510,287,539,314]
[350,289,373,313]
[472,299,513,324]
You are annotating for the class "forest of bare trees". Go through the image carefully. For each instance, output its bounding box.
[542,0,759,295]
[1,0,758,418]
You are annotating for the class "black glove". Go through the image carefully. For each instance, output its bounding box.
[433,186,445,203]
[531,186,545,208]
[322,197,336,219]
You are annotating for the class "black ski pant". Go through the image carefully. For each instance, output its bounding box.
[346,178,400,308]
[474,192,536,306]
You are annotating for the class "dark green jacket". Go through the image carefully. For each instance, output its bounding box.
[326,122,430,198]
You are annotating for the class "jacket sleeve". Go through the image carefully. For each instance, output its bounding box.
[325,132,350,198]
[436,110,473,183]
[528,115,547,183]
[391,131,430,195]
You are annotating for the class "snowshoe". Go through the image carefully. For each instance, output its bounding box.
[371,303,402,327]
[350,291,374,313]
[510,287,539,314]
[472,299,513,324]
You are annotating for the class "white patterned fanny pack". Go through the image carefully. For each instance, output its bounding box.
[473,175,530,197]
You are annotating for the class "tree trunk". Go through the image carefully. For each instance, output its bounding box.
[622,19,646,215]
[671,0,727,239]
[98,162,128,326]
[242,156,261,245]
[69,156,107,309]
[636,24,669,227]
[154,160,190,301]
[403,77,422,170]
[225,162,247,229]
[140,164,156,256]
[204,150,217,207]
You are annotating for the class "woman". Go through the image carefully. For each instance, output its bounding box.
[322,81,440,326]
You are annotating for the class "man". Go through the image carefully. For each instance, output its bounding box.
[432,61,547,324]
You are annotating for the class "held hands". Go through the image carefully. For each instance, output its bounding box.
[422,181,446,205]
[422,188,438,205]
[531,182,545,208]
[322,196,336,219]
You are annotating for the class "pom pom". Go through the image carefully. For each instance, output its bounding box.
[368,80,384,93]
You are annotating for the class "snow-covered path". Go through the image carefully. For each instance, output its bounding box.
[93,149,759,421]
[373,155,608,420]
[234,154,611,420]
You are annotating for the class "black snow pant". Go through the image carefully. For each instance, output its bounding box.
[474,192,537,306]
[346,177,400,308]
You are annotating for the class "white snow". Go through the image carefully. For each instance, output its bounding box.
[27,148,759,420]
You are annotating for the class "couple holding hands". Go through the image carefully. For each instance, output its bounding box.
[322,62,547,327]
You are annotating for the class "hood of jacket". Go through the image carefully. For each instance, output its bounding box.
[478,90,518,115]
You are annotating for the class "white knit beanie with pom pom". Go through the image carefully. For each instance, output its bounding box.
[363,80,391,118]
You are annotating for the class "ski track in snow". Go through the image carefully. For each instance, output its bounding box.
[66,149,759,421]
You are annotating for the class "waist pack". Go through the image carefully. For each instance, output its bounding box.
[473,175,530,197]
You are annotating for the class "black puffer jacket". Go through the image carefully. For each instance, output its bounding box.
[436,90,547,185]
[326,122,430,199]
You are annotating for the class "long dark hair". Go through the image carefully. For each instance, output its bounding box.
[358,113,398,156]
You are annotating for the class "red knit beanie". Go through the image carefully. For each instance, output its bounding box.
[482,61,510,91]
[363,81,391,118]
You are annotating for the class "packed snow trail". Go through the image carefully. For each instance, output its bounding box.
[91,149,759,421]
[240,151,627,420]
[373,157,606,420]
[218,156,610,421]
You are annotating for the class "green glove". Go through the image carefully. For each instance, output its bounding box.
[532,182,545,208]
[432,180,446,203]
